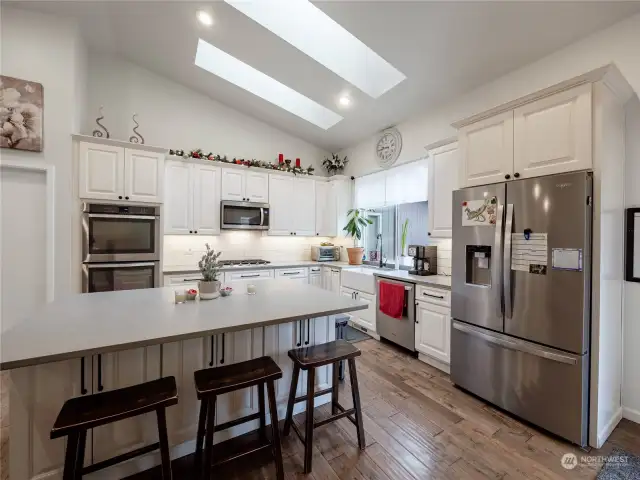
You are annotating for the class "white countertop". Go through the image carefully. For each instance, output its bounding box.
[0,280,367,371]
[373,270,452,290]
[163,261,352,275]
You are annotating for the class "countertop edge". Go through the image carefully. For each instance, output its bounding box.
[373,272,452,290]
[163,262,351,275]
[0,303,368,371]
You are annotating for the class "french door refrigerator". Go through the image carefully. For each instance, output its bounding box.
[451,170,592,446]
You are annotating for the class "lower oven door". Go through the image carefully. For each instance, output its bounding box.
[82,262,160,293]
[451,320,588,446]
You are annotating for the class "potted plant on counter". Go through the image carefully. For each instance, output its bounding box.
[198,244,222,300]
[343,209,373,265]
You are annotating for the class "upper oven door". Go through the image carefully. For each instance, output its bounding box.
[221,201,269,230]
[82,213,160,262]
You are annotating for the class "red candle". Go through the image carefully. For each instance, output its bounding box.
[278,153,284,164]
[295,158,301,168]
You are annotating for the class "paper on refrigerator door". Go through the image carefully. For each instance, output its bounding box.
[511,233,548,273]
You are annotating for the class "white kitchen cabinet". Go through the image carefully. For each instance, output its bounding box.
[315,181,337,237]
[427,142,459,238]
[224,269,274,292]
[355,171,386,209]
[415,301,450,364]
[385,161,428,205]
[513,84,592,179]
[333,177,353,239]
[268,175,316,236]
[164,160,221,235]
[341,287,376,333]
[309,267,322,288]
[79,142,125,201]
[221,169,269,202]
[459,111,514,187]
[330,268,341,293]
[78,139,165,203]
[124,149,164,203]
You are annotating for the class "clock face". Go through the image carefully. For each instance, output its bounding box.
[376,128,402,168]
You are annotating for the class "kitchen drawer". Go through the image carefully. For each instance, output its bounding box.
[275,267,309,278]
[416,285,450,307]
[225,269,274,282]
[164,273,202,285]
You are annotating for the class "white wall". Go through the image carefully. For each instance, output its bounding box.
[85,53,329,174]
[341,11,640,436]
[1,7,87,299]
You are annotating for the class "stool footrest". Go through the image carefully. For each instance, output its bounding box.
[81,442,159,475]
[211,437,272,467]
[293,387,333,405]
[291,422,306,446]
[314,407,356,429]
[214,412,261,433]
[334,401,358,427]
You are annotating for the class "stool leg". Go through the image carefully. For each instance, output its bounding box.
[202,397,217,480]
[194,400,208,478]
[331,361,339,415]
[74,430,87,480]
[283,364,300,437]
[266,380,285,480]
[303,368,315,474]
[348,358,366,450]
[62,432,80,480]
[156,408,173,480]
[258,382,267,440]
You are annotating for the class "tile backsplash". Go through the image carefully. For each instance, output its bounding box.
[429,237,452,276]
[164,232,352,268]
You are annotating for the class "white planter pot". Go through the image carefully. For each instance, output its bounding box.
[199,280,221,300]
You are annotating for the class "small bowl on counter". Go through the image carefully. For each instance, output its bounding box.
[186,289,198,301]
[220,287,233,297]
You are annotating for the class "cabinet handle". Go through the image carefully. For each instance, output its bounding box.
[296,320,302,347]
[305,319,310,345]
[240,274,260,278]
[282,271,300,276]
[183,278,201,282]
[118,196,123,200]
[80,358,88,395]
[415,319,419,324]
[220,333,225,364]
[97,354,104,392]
[422,292,445,299]
[209,336,214,367]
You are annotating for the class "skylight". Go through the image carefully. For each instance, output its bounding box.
[224,0,406,98]
[195,39,343,130]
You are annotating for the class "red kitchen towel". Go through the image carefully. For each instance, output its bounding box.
[379,281,405,319]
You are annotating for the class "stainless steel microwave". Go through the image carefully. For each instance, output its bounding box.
[220,201,270,230]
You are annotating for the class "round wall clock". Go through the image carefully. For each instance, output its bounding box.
[375,128,402,168]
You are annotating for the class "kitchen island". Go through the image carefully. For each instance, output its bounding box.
[2,280,366,479]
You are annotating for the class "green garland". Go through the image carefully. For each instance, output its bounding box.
[168,148,315,175]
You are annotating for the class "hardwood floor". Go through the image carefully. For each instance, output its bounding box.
[128,339,640,479]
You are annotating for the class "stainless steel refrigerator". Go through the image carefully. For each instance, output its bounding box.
[451,170,592,446]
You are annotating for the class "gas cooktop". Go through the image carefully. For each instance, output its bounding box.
[219,259,271,267]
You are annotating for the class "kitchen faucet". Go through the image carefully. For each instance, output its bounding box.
[376,233,386,268]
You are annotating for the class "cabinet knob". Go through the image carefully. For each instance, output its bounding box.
[514,172,520,178]
[428,232,431,236]
[505,174,511,180]
[189,230,193,234]
[294,232,297,235]
[118,196,123,200]
[125,196,130,200]
[194,230,198,234]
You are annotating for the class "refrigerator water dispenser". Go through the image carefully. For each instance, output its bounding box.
[466,245,492,286]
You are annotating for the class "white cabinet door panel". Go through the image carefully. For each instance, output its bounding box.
[415,302,450,364]
[514,84,592,179]
[355,172,386,208]
[192,164,221,235]
[245,171,269,203]
[315,181,337,237]
[221,169,245,201]
[354,292,376,332]
[293,178,316,236]
[460,111,514,187]
[164,161,192,234]
[428,142,458,238]
[268,175,294,236]
[79,142,125,201]
[125,150,163,203]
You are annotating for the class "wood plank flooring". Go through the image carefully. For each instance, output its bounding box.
[127,339,640,479]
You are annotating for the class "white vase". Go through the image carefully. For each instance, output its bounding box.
[199,280,221,300]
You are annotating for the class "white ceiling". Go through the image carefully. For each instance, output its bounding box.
[10,1,640,151]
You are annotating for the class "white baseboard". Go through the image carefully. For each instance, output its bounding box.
[417,353,450,374]
[597,407,623,448]
[623,406,640,424]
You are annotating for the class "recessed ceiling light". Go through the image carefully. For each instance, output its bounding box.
[224,0,406,98]
[196,10,213,27]
[338,96,351,107]
[195,39,342,130]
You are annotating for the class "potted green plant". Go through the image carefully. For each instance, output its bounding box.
[400,219,409,257]
[322,154,348,176]
[198,244,222,300]
[343,209,373,265]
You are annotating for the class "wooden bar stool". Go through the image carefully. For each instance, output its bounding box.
[283,339,365,474]
[193,356,284,480]
[51,376,178,480]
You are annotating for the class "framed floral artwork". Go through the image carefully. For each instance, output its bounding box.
[0,75,43,152]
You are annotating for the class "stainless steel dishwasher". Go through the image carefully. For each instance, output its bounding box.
[376,277,415,351]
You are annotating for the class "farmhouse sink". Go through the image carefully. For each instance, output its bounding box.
[341,267,377,294]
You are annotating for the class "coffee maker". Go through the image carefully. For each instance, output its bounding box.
[408,245,438,276]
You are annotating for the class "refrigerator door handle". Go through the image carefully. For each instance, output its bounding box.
[452,321,577,365]
[493,203,505,317]
[503,204,514,319]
